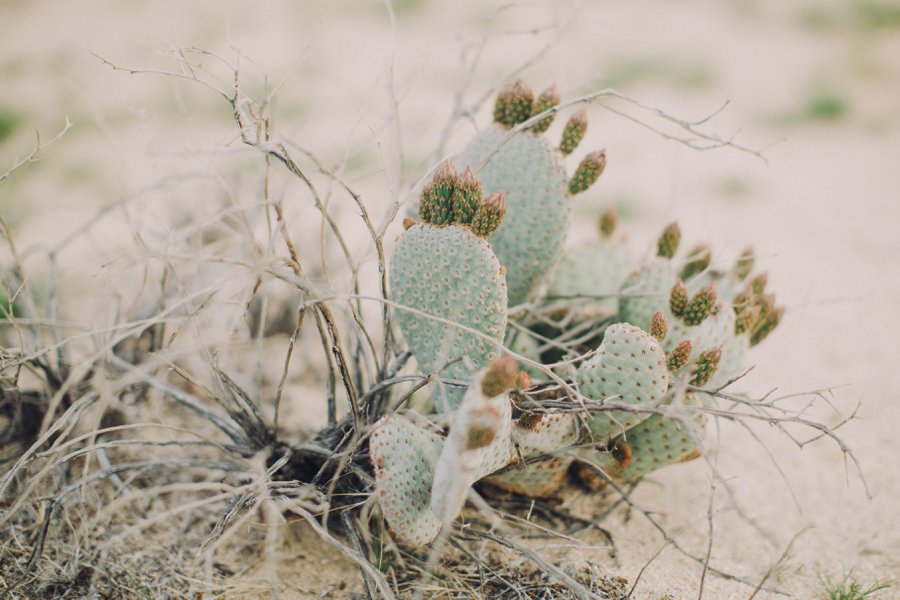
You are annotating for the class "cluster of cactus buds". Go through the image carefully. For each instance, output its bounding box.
[418,162,506,238]
[733,273,784,346]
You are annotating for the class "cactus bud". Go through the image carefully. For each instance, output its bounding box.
[420,160,458,225]
[493,79,535,129]
[748,272,768,296]
[451,166,483,224]
[667,339,693,372]
[733,246,755,281]
[650,310,668,342]
[481,356,519,397]
[568,149,607,195]
[731,289,751,315]
[669,279,689,318]
[559,109,588,155]
[750,302,783,347]
[598,207,618,239]
[402,217,417,230]
[530,84,560,134]
[657,222,681,259]
[683,284,717,326]
[690,346,722,386]
[734,304,761,335]
[679,244,712,281]
[515,370,532,391]
[470,192,506,238]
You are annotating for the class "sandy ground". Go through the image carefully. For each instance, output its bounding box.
[2,0,899,598]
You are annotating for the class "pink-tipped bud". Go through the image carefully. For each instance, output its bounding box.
[749,296,783,347]
[690,346,722,386]
[734,304,761,335]
[680,244,712,281]
[493,79,535,129]
[470,192,506,238]
[667,340,693,372]
[450,166,483,225]
[530,84,561,134]
[748,272,768,296]
[419,160,458,226]
[669,279,689,318]
[657,222,681,259]
[559,109,588,156]
[650,311,668,342]
[568,149,606,195]
[733,246,755,281]
[683,284,717,326]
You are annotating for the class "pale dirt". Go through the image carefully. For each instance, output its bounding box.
[2,0,898,598]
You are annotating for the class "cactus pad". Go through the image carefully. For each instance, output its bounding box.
[370,416,443,546]
[457,127,569,306]
[484,413,577,497]
[390,224,507,407]
[615,400,706,482]
[577,323,670,441]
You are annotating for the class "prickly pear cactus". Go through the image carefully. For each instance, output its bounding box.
[391,164,508,408]
[455,80,607,306]
[378,85,788,547]
[577,322,670,441]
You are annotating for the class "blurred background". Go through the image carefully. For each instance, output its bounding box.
[1,0,898,597]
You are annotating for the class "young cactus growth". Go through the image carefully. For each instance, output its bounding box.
[680,244,712,281]
[559,109,588,156]
[568,150,607,195]
[530,84,561,134]
[493,79,534,129]
[689,346,723,386]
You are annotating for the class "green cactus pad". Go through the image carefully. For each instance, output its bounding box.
[370,416,443,546]
[390,223,507,408]
[577,323,670,441]
[615,398,706,482]
[618,259,679,331]
[457,126,569,306]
